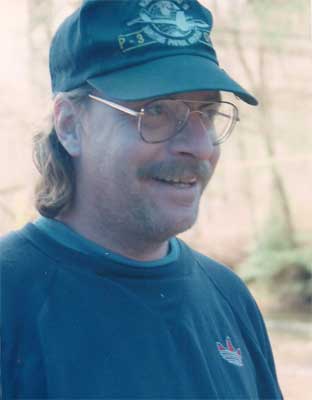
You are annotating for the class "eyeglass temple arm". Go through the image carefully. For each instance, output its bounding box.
[88,94,141,117]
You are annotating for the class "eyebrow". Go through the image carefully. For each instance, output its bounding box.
[201,92,222,102]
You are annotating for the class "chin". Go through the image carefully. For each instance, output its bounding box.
[154,211,198,240]
[131,200,200,241]
[172,218,197,236]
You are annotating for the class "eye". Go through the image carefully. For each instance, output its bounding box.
[201,108,218,121]
[145,102,168,116]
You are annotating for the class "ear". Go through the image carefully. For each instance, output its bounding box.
[54,95,82,157]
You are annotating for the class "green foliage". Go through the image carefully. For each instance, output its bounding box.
[239,214,312,309]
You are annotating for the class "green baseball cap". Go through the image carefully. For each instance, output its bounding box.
[50,0,258,105]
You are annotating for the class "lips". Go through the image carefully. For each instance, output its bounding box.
[152,176,197,186]
[137,159,210,191]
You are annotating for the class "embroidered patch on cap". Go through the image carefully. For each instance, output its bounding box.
[216,336,243,367]
[118,0,212,52]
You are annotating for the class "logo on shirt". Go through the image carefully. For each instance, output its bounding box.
[118,0,212,52]
[216,336,243,367]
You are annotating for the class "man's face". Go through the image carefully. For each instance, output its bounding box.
[76,91,221,242]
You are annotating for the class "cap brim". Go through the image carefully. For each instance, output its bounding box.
[88,54,258,106]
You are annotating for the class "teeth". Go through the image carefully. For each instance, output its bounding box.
[156,177,197,184]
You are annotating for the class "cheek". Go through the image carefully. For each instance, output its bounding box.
[105,121,152,169]
[85,113,159,183]
[96,139,139,184]
[212,146,221,168]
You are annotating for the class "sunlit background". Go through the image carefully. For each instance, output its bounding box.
[1,1,312,398]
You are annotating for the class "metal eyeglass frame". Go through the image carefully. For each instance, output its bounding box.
[88,94,240,145]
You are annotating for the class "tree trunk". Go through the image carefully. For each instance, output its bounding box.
[257,45,296,247]
[231,14,296,248]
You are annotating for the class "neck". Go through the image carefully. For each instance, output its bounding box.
[56,211,169,262]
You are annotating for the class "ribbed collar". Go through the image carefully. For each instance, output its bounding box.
[19,223,192,280]
[33,216,180,268]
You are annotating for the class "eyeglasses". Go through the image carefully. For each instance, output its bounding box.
[88,94,239,145]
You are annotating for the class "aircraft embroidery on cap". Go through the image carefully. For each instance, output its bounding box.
[118,0,212,52]
[216,337,243,367]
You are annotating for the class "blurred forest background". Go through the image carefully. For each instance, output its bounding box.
[1,0,311,398]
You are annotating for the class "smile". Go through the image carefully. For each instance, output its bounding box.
[152,176,197,187]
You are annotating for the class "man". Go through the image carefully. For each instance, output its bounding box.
[1,0,283,398]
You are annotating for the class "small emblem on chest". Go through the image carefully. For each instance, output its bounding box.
[216,336,243,367]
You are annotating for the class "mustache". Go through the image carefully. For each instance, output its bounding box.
[137,160,210,185]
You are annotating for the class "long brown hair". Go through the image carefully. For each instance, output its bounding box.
[33,85,91,218]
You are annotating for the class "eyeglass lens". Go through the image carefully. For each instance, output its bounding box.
[140,99,236,144]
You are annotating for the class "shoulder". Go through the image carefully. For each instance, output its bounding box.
[1,224,56,276]
[194,249,257,313]
[179,240,271,349]
[1,225,42,262]
[1,227,57,396]
[180,239,251,301]
[1,225,58,315]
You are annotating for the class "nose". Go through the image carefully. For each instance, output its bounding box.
[168,111,218,161]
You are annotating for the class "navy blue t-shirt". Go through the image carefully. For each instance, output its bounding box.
[1,222,283,399]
